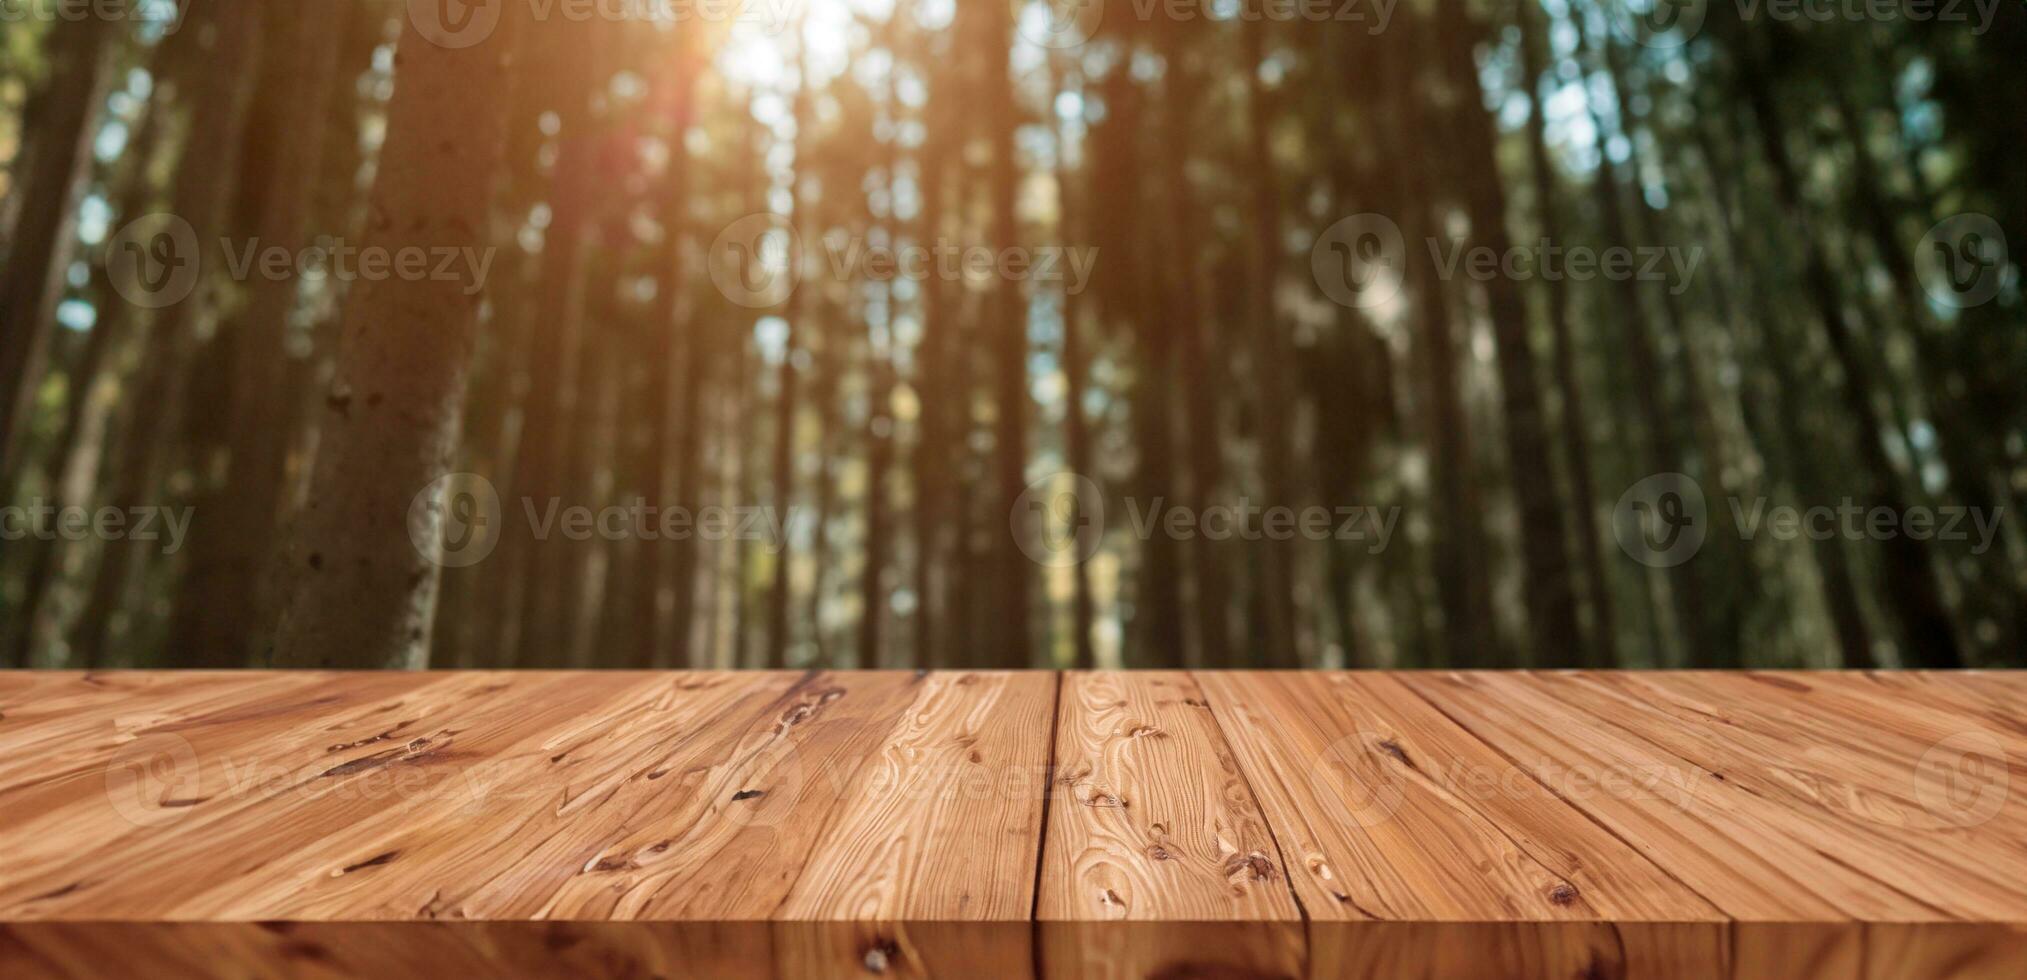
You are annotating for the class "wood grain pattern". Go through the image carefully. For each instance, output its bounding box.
[1194,670,1728,977]
[773,670,1056,978]
[2,670,2025,978]
[1405,671,2027,977]
[1039,671,1304,978]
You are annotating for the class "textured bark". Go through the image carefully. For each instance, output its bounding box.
[1831,82,2024,658]
[1051,54,1096,672]
[764,31,812,670]
[5,81,167,668]
[665,279,710,670]
[271,13,517,668]
[1739,38,1961,668]
[859,17,903,671]
[983,2,1032,668]
[909,46,953,670]
[1087,67,1181,670]
[1240,9,1302,669]
[1390,16,1498,667]
[1562,12,1715,668]
[70,3,260,668]
[642,59,701,670]
[503,22,601,668]
[1441,0,1584,667]
[1595,23,1758,664]
[165,3,339,667]
[1516,0,1616,668]
[804,319,840,668]
[0,17,116,485]
[1690,120,1875,669]
[1157,26,1230,669]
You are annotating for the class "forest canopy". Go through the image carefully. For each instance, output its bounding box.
[0,0,2021,670]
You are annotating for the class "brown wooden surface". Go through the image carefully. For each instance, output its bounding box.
[1,670,2023,978]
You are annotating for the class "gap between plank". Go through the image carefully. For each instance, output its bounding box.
[1186,670,1316,970]
[1496,673,1956,920]
[1027,670,1065,977]
[1390,674,1736,922]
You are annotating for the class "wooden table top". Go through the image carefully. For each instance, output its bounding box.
[1,670,2022,978]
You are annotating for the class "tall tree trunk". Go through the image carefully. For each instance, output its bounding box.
[1388,15,1497,667]
[1127,222,1184,668]
[640,60,700,669]
[909,63,950,670]
[805,323,839,667]
[166,3,340,666]
[1240,8,1302,669]
[764,29,813,670]
[562,325,621,665]
[1831,81,2024,656]
[504,23,601,668]
[1516,0,1616,668]
[1051,54,1096,672]
[69,2,260,668]
[1564,13,1715,668]
[271,11,517,668]
[5,80,167,668]
[1157,25,1230,668]
[1440,0,1584,667]
[1593,17,1761,662]
[859,22,903,671]
[1738,32,1962,668]
[1690,118,1875,668]
[984,3,1032,668]
[0,17,116,487]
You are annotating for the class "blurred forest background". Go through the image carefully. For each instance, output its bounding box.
[0,0,2022,671]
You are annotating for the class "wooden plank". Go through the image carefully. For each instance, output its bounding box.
[773,670,1056,979]
[0,922,776,980]
[1404,671,2027,977]
[1038,671,1304,979]
[6,669,2027,978]
[1194,671,1727,977]
[1607,671,2026,838]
